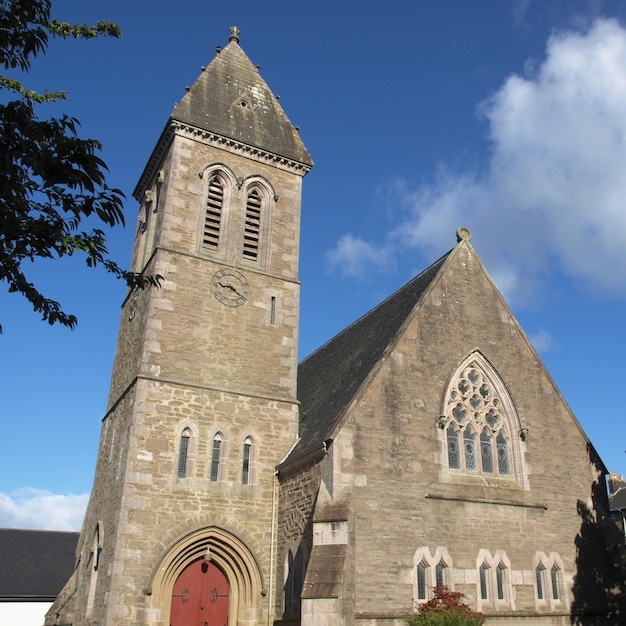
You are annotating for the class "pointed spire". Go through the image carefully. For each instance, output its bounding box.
[170,29,312,167]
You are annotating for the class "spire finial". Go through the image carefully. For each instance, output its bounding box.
[456,226,472,242]
[229,26,241,43]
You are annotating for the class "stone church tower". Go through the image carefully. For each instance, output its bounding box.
[48,27,313,626]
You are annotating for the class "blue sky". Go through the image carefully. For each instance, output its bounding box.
[2,0,626,530]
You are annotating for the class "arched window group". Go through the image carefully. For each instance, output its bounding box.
[175,427,254,485]
[413,548,452,602]
[414,548,565,610]
[534,552,564,607]
[200,166,273,266]
[443,353,521,481]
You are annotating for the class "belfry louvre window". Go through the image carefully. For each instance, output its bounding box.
[203,176,224,250]
[243,189,262,260]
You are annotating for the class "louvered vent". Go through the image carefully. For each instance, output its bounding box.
[243,189,262,260]
[203,177,223,249]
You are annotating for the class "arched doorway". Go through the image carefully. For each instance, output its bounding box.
[147,527,264,626]
[170,558,229,626]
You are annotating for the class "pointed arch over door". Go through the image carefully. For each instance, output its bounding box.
[147,526,264,626]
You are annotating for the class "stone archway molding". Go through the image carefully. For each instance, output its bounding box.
[145,525,265,626]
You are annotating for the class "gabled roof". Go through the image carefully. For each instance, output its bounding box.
[172,29,313,167]
[0,528,78,600]
[280,250,451,472]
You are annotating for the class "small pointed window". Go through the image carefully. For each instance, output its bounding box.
[417,561,427,600]
[203,176,223,250]
[551,566,560,600]
[496,563,506,600]
[241,436,253,484]
[210,433,222,482]
[177,428,191,478]
[435,561,446,587]
[480,565,489,600]
[536,565,545,600]
[243,189,262,261]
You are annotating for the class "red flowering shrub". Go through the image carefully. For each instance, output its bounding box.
[405,586,485,626]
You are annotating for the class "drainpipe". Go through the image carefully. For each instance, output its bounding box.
[268,469,279,625]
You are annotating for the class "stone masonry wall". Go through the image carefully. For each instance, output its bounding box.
[318,243,604,624]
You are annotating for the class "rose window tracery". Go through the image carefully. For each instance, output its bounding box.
[444,361,512,477]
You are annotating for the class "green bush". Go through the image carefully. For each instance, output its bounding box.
[405,586,485,626]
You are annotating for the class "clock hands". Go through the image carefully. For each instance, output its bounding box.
[218,280,246,300]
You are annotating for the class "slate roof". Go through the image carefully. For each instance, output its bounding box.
[134,28,312,201]
[0,529,78,600]
[172,33,312,167]
[280,250,451,472]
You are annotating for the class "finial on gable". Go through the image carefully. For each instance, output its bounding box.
[229,26,241,43]
[456,226,472,242]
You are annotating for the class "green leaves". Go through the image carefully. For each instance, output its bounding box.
[0,1,160,329]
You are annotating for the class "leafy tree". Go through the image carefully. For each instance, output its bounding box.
[0,0,160,329]
[406,587,485,626]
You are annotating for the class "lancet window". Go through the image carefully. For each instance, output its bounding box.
[210,433,223,482]
[241,436,253,485]
[177,428,191,478]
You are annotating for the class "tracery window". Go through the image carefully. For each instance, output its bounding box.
[443,354,520,480]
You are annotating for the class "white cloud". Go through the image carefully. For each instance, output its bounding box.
[330,19,626,302]
[326,233,394,278]
[529,329,553,353]
[0,488,88,531]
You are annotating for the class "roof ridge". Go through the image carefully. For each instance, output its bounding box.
[300,249,453,365]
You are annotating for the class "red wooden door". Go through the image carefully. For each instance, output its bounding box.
[170,558,229,626]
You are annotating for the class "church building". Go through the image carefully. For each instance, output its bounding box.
[47,27,621,626]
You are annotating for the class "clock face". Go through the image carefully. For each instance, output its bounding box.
[211,268,250,307]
